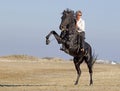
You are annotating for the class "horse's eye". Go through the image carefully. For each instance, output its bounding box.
[61,16,64,20]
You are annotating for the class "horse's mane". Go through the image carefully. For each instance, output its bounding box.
[62,9,76,32]
[62,9,74,16]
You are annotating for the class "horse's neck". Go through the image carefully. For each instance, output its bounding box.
[68,21,76,34]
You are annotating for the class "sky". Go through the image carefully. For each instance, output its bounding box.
[0,0,120,62]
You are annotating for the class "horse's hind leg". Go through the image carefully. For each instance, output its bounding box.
[88,63,93,85]
[73,57,82,85]
[85,57,93,85]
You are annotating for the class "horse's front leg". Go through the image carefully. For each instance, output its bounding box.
[46,38,50,45]
[46,30,62,45]
[46,31,53,45]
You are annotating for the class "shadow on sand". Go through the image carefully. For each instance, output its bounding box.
[0,84,70,87]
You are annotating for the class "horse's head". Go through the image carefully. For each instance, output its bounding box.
[59,9,75,31]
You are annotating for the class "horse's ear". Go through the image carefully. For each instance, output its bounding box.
[62,10,66,15]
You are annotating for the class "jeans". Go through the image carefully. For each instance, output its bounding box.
[78,31,85,49]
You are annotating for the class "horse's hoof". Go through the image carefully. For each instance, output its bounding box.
[89,82,93,86]
[46,39,50,45]
[74,82,78,85]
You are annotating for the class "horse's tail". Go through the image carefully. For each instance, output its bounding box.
[84,42,97,66]
[91,52,97,66]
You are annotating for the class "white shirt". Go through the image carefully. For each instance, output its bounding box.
[76,18,85,32]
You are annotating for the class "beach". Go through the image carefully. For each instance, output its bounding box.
[0,55,120,91]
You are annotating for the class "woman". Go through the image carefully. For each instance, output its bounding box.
[76,10,85,52]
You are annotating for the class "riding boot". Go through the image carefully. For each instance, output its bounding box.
[77,32,85,53]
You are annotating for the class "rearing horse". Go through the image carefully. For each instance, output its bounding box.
[46,9,95,85]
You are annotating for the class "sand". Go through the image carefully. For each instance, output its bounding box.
[0,55,120,91]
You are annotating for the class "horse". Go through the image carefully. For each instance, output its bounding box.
[46,9,96,85]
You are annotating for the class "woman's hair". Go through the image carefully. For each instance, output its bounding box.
[76,10,82,16]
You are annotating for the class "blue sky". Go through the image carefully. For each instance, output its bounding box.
[0,0,120,61]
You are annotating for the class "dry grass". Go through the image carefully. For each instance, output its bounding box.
[0,55,39,61]
[0,55,120,91]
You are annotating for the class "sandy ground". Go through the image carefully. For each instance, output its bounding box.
[0,57,120,91]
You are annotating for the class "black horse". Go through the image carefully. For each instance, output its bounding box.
[46,9,96,85]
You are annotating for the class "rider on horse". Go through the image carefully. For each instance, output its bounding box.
[75,10,85,52]
[46,9,94,85]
